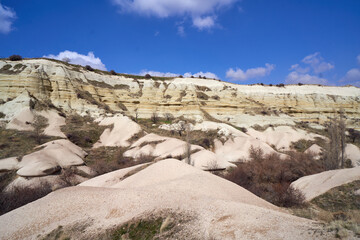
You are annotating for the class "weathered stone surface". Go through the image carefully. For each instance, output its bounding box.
[1,59,359,129]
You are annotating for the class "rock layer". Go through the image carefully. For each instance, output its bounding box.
[1,59,359,129]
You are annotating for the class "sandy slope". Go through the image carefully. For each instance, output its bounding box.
[291,167,360,201]
[93,115,142,148]
[0,160,332,240]
[246,126,324,151]
[0,139,87,177]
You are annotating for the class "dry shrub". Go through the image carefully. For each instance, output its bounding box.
[0,182,52,215]
[226,147,324,207]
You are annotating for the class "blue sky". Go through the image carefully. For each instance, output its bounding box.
[1,0,360,86]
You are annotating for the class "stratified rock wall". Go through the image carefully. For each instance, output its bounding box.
[1,59,359,129]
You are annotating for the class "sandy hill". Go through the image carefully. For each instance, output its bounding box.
[0,159,333,240]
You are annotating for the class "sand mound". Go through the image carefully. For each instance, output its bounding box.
[193,121,248,137]
[38,110,66,138]
[79,163,150,188]
[0,157,19,171]
[93,115,142,148]
[304,144,322,155]
[6,108,34,131]
[247,126,324,151]
[345,144,360,167]
[214,136,287,163]
[186,150,236,169]
[123,133,231,169]
[291,167,360,201]
[16,139,86,177]
[0,159,331,240]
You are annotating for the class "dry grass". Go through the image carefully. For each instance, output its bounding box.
[61,114,107,148]
[0,127,59,159]
[0,182,52,216]
[291,180,360,239]
[136,118,218,150]
[85,147,155,176]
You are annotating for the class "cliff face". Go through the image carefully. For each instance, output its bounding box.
[1,59,359,129]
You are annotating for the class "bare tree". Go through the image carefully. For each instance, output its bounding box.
[134,108,139,122]
[185,123,192,166]
[178,121,186,136]
[151,112,158,124]
[322,110,346,170]
[61,57,70,63]
[164,113,174,122]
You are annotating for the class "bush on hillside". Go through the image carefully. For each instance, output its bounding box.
[0,182,52,215]
[9,55,22,61]
[85,65,94,71]
[225,147,324,207]
[144,74,151,79]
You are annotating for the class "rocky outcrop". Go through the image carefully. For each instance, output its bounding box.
[1,59,359,129]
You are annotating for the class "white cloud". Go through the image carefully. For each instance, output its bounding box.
[139,70,179,77]
[193,16,215,30]
[285,71,327,85]
[184,71,219,79]
[139,70,218,79]
[290,64,309,74]
[112,0,237,30]
[340,68,360,87]
[0,3,16,34]
[226,63,275,81]
[44,50,107,71]
[301,52,334,73]
[177,26,185,37]
[286,52,334,85]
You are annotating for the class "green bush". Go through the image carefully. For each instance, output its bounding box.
[9,55,22,61]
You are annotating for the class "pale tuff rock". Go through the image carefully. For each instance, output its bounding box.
[0,157,19,172]
[93,115,142,148]
[214,136,287,163]
[38,110,66,138]
[0,159,332,240]
[15,139,86,177]
[246,126,325,151]
[79,163,150,188]
[304,144,323,155]
[345,144,360,167]
[185,149,236,169]
[291,167,360,201]
[1,59,359,129]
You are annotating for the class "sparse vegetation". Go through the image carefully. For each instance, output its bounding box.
[225,147,324,207]
[163,113,174,123]
[111,215,176,240]
[0,182,52,215]
[0,127,59,159]
[75,89,111,112]
[196,91,209,100]
[292,180,360,239]
[0,112,5,118]
[151,112,159,124]
[85,147,154,176]
[32,115,48,144]
[9,55,22,61]
[61,114,107,148]
[85,65,94,71]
